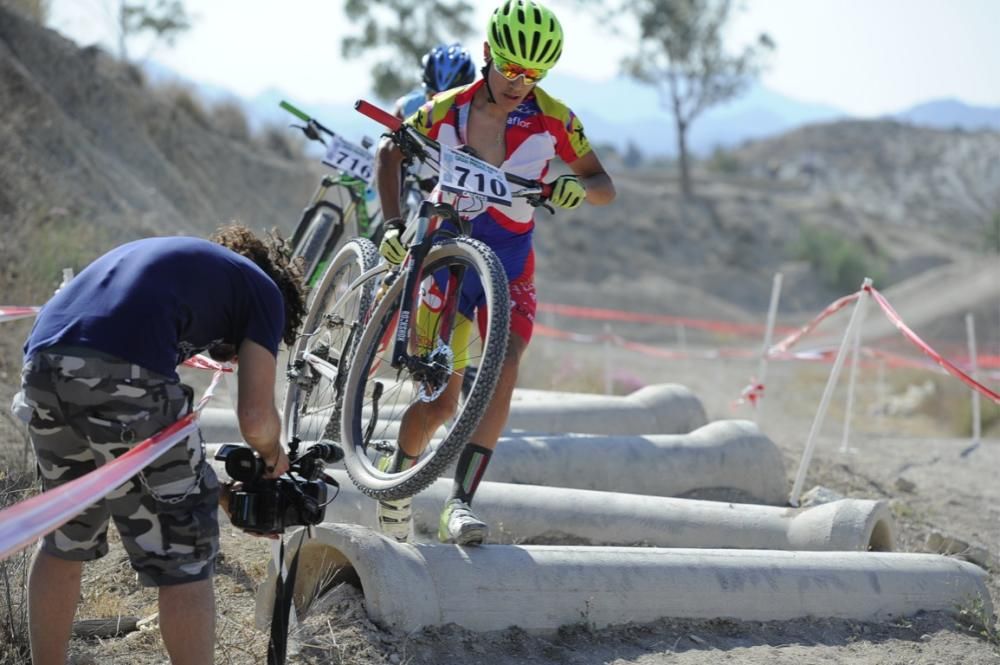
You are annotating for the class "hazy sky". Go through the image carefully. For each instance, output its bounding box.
[48,0,1000,116]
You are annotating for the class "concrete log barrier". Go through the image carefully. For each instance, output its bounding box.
[208,419,786,505]
[255,524,991,634]
[482,420,787,504]
[198,383,707,444]
[318,471,894,551]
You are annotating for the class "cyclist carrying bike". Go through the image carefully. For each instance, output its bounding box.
[394,42,477,120]
[374,0,616,545]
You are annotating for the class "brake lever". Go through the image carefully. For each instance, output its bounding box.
[290,121,327,146]
[525,194,555,214]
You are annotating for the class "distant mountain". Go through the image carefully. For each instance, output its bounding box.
[140,60,999,157]
[893,98,1000,131]
[538,73,849,156]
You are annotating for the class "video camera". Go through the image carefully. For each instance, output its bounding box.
[214,441,343,535]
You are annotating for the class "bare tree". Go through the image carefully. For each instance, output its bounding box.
[618,0,773,196]
[341,0,475,101]
[116,0,191,62]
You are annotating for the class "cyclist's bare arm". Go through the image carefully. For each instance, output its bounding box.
[375,136,406,220]
[235,338,289,477]
[568,151,616,205]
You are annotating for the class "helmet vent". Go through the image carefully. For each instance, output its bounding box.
[537,39,552,63]
[502,24,515,52]
[517,30,528,58]
[529,30,540,60]
[533,6,543,24]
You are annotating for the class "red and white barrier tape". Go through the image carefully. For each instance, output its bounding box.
[768,292,861,355]
[537,302,798,337]
[182,354,234,372]
[0,306,41,323]
[866,285,1000,404]
[0,368,226,561]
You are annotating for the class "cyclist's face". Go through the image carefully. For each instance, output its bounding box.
[488,59,535,110]
[484,44,536,112]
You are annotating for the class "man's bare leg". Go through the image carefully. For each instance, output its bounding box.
[160,577,216,665]
[28,548,82,665]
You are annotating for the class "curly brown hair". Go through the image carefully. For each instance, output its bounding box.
[210,224,306,347]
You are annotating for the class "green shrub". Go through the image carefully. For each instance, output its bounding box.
[707,147,741,175]
[4,208,115,303]
[951,391,1000,438]
[792,225,886,293]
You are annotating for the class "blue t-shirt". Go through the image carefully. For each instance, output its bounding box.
[24,237,284,379]
[397,89,426,120]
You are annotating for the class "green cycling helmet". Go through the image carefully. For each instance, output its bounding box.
[487,0,564,70]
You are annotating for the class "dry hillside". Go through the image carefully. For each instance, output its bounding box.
[0,6,317,306]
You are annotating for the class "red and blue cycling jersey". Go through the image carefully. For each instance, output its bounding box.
[408,79,591,341]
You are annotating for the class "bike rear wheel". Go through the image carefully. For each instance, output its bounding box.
[283,238,381,449]
[340,237,510,500]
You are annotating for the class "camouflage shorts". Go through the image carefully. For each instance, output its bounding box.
[18,346,220,587]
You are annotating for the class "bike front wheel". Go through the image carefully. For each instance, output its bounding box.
[283,238,381,450]
[340,237,510,500]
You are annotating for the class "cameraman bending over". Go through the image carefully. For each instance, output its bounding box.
[14,225,305,665]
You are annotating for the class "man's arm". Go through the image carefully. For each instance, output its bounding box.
[234,338,289,478]
[568,151,616,206]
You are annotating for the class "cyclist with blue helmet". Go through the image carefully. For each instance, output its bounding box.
[394,42,477,120]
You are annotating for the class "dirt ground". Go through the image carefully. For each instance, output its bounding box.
[2,333,999,664]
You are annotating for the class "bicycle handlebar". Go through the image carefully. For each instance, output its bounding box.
[355,100,402,133]
[354,99,552,202]
[280,100,309,123]
[281,100,336,140]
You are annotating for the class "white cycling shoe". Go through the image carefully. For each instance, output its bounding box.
[438,498,488,546]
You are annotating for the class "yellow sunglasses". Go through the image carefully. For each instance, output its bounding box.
[492,54,547,85]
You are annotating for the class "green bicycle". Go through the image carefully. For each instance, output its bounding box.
[280,101,383,288]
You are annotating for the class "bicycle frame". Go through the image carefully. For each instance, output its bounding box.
[385,201,470,373]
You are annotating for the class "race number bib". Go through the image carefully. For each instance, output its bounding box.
[323,137,375,183]
[439,144,512,206]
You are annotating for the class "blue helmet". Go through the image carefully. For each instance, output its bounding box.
[422,43,476,94]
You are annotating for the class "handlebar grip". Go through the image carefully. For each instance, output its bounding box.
[355,99,402,132]
[280,100,310,122]
[540,182,553,200]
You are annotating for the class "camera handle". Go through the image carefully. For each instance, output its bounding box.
[268,525,316,665]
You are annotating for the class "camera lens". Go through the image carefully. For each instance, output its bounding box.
[224,446,266,481]
[311,442,344,464]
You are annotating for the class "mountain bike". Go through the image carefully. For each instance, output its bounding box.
[280,101,382,287]
[280,103,440,452]
[326,99,554,501]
